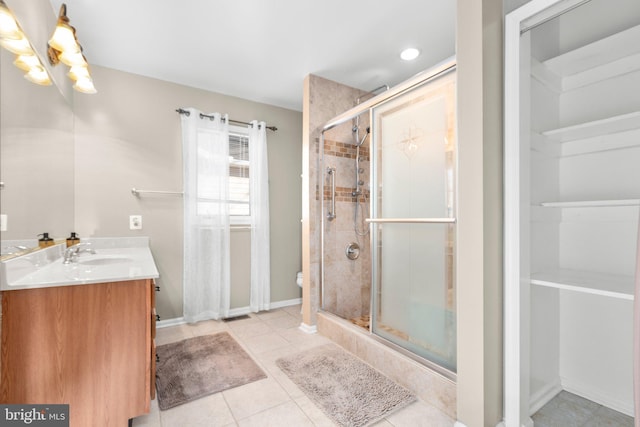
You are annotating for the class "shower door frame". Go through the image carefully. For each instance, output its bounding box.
[319,57,457,378]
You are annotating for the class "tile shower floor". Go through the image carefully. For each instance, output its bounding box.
[532,390,634,427]
[134,305,455,427]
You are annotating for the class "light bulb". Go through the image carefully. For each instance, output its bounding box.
[0,36,33,55]
[73,77,96,94]
[400,48,420,61]
[48,23,79,53]
[24,67,52,86]
[67,65,90,81]
[0,6,21,40]
[58,50,87,67]
[14,53,41,71]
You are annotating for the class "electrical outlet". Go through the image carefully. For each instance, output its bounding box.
[129,215,142,230]
[0,214,6,232]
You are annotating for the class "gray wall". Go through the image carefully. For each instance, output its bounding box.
[0,0,74,241]
[0,49,74,240]
[72,66,302,319]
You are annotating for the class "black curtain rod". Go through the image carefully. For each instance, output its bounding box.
[175,108,277,131]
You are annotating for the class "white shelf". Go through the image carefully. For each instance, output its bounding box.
[531,269,635,300]
[540,199,640,208]
[536,24,640,91]
[541,111,640,143]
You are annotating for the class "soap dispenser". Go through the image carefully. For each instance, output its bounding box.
[38,233,55,248]
[66,232,80,247]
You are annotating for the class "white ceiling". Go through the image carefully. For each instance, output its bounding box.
[48,0,456,111]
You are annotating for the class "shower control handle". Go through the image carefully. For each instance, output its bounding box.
[345,242,360,260]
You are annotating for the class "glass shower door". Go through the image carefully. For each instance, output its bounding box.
[370,69,457,374]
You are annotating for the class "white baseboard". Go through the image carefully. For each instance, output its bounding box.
[299,322,317,334]
[157,297,303,328]
[270,297,302,309]
[157,317,186,328]
[495,418,533,427]
[227,306,252,318]
[561,377,634,417]
[529,379,562,415]
[462,420,532,427]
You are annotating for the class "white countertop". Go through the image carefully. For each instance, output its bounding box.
[0,237,159,291]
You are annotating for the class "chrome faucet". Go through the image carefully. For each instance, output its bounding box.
[63,243,96,264]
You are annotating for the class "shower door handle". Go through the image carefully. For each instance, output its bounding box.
[365,218,456,223]
[327,167,336,221]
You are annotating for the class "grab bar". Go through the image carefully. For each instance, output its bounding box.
[327,167,336,221]
[365,218,456,223]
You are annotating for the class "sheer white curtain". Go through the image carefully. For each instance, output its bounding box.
[181,108,230,322]
[248,121,270,312]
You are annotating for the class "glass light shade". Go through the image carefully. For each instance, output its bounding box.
[0,6,21,40]
[14,53,42,71]
[48,23,79,53]
[58,50,87,67]
[0,36,33,55]
[73,77,96,94]
[24,67,52,86]
[67,65,90,81]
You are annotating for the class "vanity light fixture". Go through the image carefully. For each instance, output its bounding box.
[47,3,96,94]
[0,0,52,85]
[400,47,420,61]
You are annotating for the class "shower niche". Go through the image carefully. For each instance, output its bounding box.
[320,62,457,375]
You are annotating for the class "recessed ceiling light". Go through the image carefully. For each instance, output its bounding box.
[400,48,420,61]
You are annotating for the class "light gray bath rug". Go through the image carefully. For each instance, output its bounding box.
[276,343,416,426]
[155,332,266,410]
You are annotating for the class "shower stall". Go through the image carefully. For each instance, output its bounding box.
[319,60,457,376]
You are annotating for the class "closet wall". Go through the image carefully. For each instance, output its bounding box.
[527,0,640,416]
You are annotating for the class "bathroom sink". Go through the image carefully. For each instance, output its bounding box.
[1,240,159,290]
[78,255,133,265]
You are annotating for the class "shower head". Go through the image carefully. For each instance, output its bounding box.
[356,126,370,146]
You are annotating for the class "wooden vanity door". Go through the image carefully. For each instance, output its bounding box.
[0,279,152,427]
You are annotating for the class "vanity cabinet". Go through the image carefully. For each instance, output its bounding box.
[0,279,155,427]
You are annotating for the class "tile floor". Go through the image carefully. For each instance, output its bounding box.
[532,390,634,427]
[133,305,455,427]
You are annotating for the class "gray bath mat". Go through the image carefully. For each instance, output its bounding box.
[276,343,415,426]
[156,332,266,410]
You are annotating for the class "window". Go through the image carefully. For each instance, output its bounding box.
[229,129,250,222]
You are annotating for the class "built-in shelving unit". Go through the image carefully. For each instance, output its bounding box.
[541,110,640,142]
[531,269,634,300]
[530,24,640,159]
[532,24,640,92]
[512,5,640,420]
[532,198,639,301]
[530,23,640,306]
[539,199,640,208]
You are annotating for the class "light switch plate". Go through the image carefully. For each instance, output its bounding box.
[0,214,6,232]
[129,215,142,230]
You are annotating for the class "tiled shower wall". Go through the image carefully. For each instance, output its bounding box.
[304,75,369,325]
[321,132,371,320]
